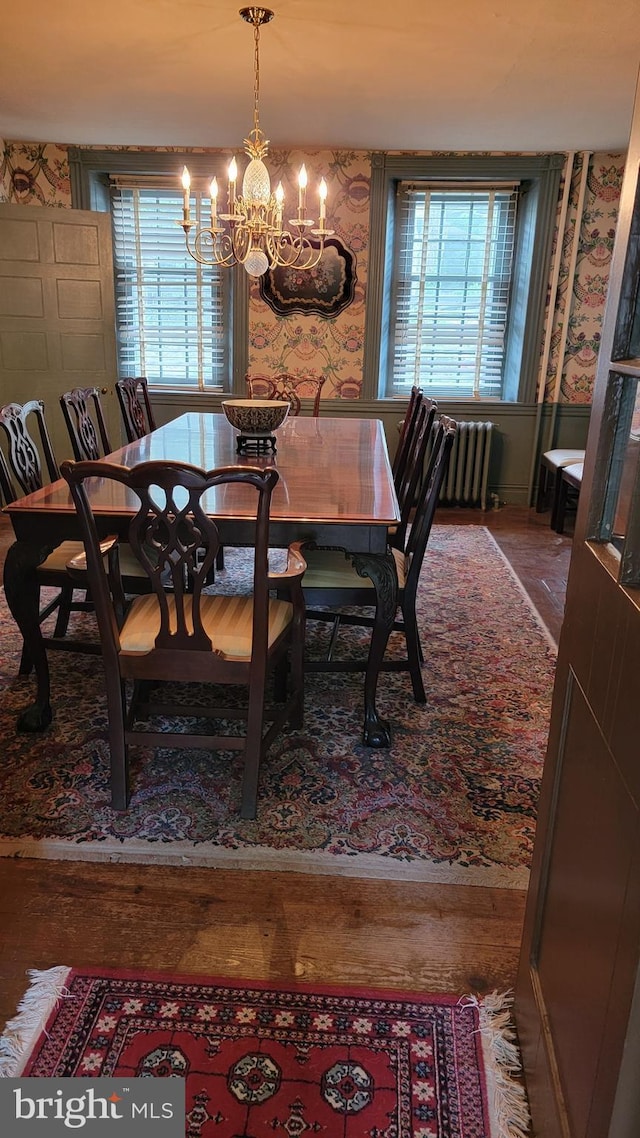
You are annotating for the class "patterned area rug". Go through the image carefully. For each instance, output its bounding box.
[0,967,531,1137]
[0,526,556,887]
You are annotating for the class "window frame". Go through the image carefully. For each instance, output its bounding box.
[389,181,519,400]
[68,148,248,395]
[363,152,564,405]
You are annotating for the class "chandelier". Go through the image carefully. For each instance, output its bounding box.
[179,6,333,277]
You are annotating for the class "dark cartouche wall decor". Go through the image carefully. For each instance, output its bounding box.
[259,236,357,318]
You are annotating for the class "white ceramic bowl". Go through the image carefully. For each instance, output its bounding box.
[221,398,290,436]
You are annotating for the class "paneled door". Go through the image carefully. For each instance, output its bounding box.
[515,76,640,1138]
[0,203,119,465]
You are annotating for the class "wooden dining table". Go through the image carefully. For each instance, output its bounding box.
[3,412,401,746]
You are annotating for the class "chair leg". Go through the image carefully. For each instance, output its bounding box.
[273,655,288,703]
[550,471,564,530]
[289,625,305,730]
[535,463,548,512]
[325,615,342,661]
[240,681,266,820]
[216,546,225,571]
[52,581,75,639]
[403,602,426,704]
[105,675,130,810]
[554,476,569,534]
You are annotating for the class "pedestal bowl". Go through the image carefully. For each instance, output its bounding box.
[221,399,290,437]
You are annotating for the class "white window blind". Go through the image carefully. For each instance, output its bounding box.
[111,185,228,390]
[391,183,518,399]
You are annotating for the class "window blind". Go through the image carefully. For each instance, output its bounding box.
[111,186,228,390]
[391,184,518,399]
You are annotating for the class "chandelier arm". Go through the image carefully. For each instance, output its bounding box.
[231,225,254,265]
[265,232,325,270]
[188,228,238,268]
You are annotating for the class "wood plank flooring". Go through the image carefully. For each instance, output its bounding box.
[0,506,571,1028]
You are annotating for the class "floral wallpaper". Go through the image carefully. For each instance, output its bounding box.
[0,141,70,205]
[0,138,625,405]
[247,148,369,399]
[543,151,624,403]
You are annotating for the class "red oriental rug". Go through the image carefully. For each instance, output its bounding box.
[0,967,530,1137]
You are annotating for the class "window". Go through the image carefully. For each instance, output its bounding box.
[364,154,564,404]
[67,149,248,394]
[111,183,230,390]
[390,184,518,399]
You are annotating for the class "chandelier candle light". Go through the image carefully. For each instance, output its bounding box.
[180,7,333,277]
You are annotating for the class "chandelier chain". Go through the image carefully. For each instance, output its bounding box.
[252,18,261,142]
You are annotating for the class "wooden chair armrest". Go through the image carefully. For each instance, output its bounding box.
[268,540,307,585]
[65,534,119,575]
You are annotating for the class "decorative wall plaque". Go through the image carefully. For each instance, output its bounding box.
[259,236,356,318]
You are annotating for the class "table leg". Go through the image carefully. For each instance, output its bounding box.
[351,550,398,748]
[3,540,56,732]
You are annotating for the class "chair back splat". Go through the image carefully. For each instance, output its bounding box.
[246,373,326,417]
[61,458,307,819]
[116,376,156,442]
[60,386,112,460]
[0,400,60,498]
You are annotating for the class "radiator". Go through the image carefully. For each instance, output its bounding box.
[429,420,494,510]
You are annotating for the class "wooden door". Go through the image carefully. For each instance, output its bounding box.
[515,76,640,1138]
[0,203,119,466]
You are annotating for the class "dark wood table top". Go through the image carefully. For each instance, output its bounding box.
[5,413,400,553]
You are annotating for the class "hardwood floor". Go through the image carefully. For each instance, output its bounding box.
[0,506,572,1028]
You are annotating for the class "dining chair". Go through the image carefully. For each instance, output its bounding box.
[0,399,151,676]
[61,458,307,819]
[313,397,436,667]
[535,447,586,527]
[246,373,326,417]
[553,460,584,534]
[0,399,101,670]
[115,376,156,442]
[300,415,457,703]
[60,386,112,460]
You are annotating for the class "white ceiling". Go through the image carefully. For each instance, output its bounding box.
[3,0,640,153]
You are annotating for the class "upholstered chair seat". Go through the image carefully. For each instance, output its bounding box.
[120,593,294,661]
[301,546,408,592]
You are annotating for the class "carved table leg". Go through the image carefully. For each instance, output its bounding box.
[3,540,56,732]
[351,550,398,747]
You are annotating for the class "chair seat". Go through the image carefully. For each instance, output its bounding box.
[42,540,144,577]
[64,542,149,579]
[541,448,585,471]
[39,540,87,574]
[302,546,407,591]
[120,592,293,660]
[562,461,584,483]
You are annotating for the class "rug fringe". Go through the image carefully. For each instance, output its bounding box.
[462,990,532,1138]
[0,966,72,1077]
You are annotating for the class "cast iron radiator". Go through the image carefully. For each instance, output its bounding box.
[426,420,494,510]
